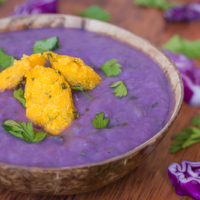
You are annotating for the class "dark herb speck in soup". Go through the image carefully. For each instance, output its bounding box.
[0,27,174,167]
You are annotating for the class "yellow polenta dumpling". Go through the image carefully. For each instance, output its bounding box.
[44,51,102,90]
[25,66,76,135]
[0,53,46,92]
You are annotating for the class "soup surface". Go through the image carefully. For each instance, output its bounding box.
[0,27,174,167]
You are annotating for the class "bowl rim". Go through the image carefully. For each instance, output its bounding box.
[0,14,184,171]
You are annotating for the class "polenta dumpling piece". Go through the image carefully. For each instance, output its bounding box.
[25,66,76,135]
[44,51,102,90]
[0,53,46,91]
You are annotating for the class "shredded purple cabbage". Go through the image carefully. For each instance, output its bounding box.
[164,49,200,106]
[11,0,58,16]
[168,161,200,199]
[164,2,200,22]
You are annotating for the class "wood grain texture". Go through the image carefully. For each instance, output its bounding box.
[0,0,199,199]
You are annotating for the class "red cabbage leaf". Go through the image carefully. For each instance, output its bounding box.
[164,2,200,22]
[134,0,174,11]
[163,35,200,59]
[164,49,200,106]
[168,161,200,200]
[11,0,57,16]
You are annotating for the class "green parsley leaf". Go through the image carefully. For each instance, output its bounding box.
[33,36,59,54]
[13,88,26,107]
[163,35,200,59]
[71,86,94,100]
[92,112,109,129]
[101,59,122,77]
[170,114,200,153]
[170,141,183,153]
[78,5,110,22]
[0,0,6,3]
[191,114,200,128]
[0,49,14,70]
[110,81,127,97]
[2,120,47,143]
[135,0,174,11]
[0,47,5,52]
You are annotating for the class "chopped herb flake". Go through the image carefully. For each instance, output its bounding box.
[106,125,115,129]
[19,77,26,85]
[80,150,85,156]
[129,96,137,100]
[151,102,158,108]
[55,69,61,74]
[122,122,128,126]
[61,82,67,89]
[73,111,80,119]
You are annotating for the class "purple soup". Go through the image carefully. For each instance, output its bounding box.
[0,27,174,168]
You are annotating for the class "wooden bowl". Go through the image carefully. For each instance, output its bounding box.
[0,14,183,195]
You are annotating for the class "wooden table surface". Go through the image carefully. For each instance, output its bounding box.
[0,0,199,199]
